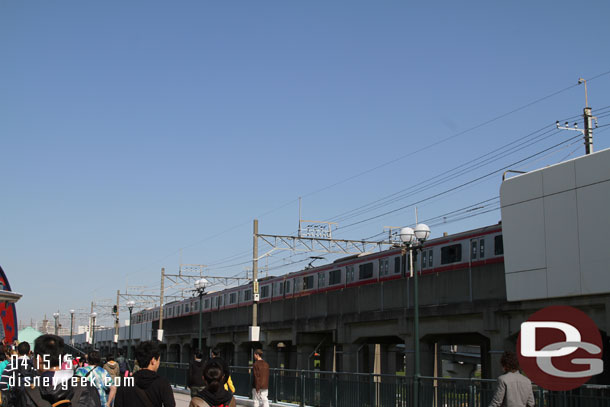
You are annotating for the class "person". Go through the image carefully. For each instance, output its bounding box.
[115,353,128,378]
[20,334,101,407]
[252,349,269,407]
[189,360,236,407]
[114,341,175,407]
[76,351,117,407]
[131,360,140,375]
[187,352,205,397]
[103,356,120,382]
[209,348,234,393]
[0,341,37,406]
[488,351,535,407]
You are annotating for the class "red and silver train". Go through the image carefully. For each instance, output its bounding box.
[133,224,504,323]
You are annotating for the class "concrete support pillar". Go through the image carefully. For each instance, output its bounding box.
[419,341,435,377]
[263,344,278,369]
[297,344,315,371]
[341,344,360,373]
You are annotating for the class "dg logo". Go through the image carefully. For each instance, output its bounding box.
[518,305,604,391]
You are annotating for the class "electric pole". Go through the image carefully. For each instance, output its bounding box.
[158,268,165,341]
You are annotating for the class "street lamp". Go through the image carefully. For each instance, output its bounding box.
[69,310,75,345]
[127,300,135,362]
[52,312,60,335]
[90,312,97,349]
[194,278,208,352]
[400,223,430,407]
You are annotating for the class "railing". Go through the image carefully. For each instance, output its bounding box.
[158,363,610,407]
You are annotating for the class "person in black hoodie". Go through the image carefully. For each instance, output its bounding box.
[188,351,205,397]
[114,341,175,407]
[189,360,235,407]
[19,334,101,407]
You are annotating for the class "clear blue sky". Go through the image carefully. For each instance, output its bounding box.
[2,1,610,327]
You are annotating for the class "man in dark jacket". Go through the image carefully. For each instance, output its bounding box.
[114,341,175,407]
[187,351,205,397]
[19,334,101,407]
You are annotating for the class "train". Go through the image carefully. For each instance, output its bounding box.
[132,223,504,324]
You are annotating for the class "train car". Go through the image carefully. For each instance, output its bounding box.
[129,224,504,324]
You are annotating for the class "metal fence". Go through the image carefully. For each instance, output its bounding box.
[158,363,610,407]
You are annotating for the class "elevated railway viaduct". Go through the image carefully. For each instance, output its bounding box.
[86,261,610,382]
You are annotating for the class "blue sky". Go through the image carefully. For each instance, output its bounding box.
[2,1,610,327]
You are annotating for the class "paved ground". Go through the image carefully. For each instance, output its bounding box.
[173,390,250,407]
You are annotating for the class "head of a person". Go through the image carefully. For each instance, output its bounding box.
[17,341,30,356]
[500,351,520,373]
[211,347,221,358]
[34,334,64,371]
[88,350,103,367]
[254,348,263,361]
[194,351,203,360]
[202,360,225,393]
[106,355,115,362]
[136,341,161,371]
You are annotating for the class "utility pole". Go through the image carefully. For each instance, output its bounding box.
[250,219,260,343]
[556,78,597,155]
[114,290,120,356]
[158,268,165,342]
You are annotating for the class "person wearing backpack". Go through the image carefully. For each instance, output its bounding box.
[0,341,36,406]
[19,334,101,407]
[114,341,175,407]
[75,351,116,407]
[189,360,235,407]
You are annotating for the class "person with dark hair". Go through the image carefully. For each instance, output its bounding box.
[19,334,101,407]
[115,352,128,378]
[252,349,269,407]
[188,351,205,397]
[76,350,117,407]
[0,340,36,405]
[209,348,234,393]
[189,360,236,407]
[114,341,175,407]
[488,351,535,407]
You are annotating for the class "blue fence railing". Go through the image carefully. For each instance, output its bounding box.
[157,363,610,407]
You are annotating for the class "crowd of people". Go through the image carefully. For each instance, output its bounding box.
[0,334,270,407]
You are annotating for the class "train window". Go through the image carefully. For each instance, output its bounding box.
[219,295,224,306]
[318,272,325,287]
[471,241,477,260]
[346,265,355,283]
[185,304,190,313]
[230,293,237,304]
[494,235,504,255]
[428,251,433,267]
[244,290,252,301]
[284,280,291,293]
[379,259,389,276]
[193,302,197,311]
[394,257,401,274]
[329,269,341,285]
[422,251,427,268]
[278,282,284,295]
[303,275,314,290]
[359,263,373,280]
[479,239,485,258]
[204,299,210,309]
[441,244,462,264]
[261,285,270,298]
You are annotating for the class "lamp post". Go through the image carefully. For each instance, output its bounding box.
[400,223,431,407]
[90,312,97,349]
[194,279,207,352]
[69,310,75,345]
[127,301,135,362]
[53,312,59,335]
